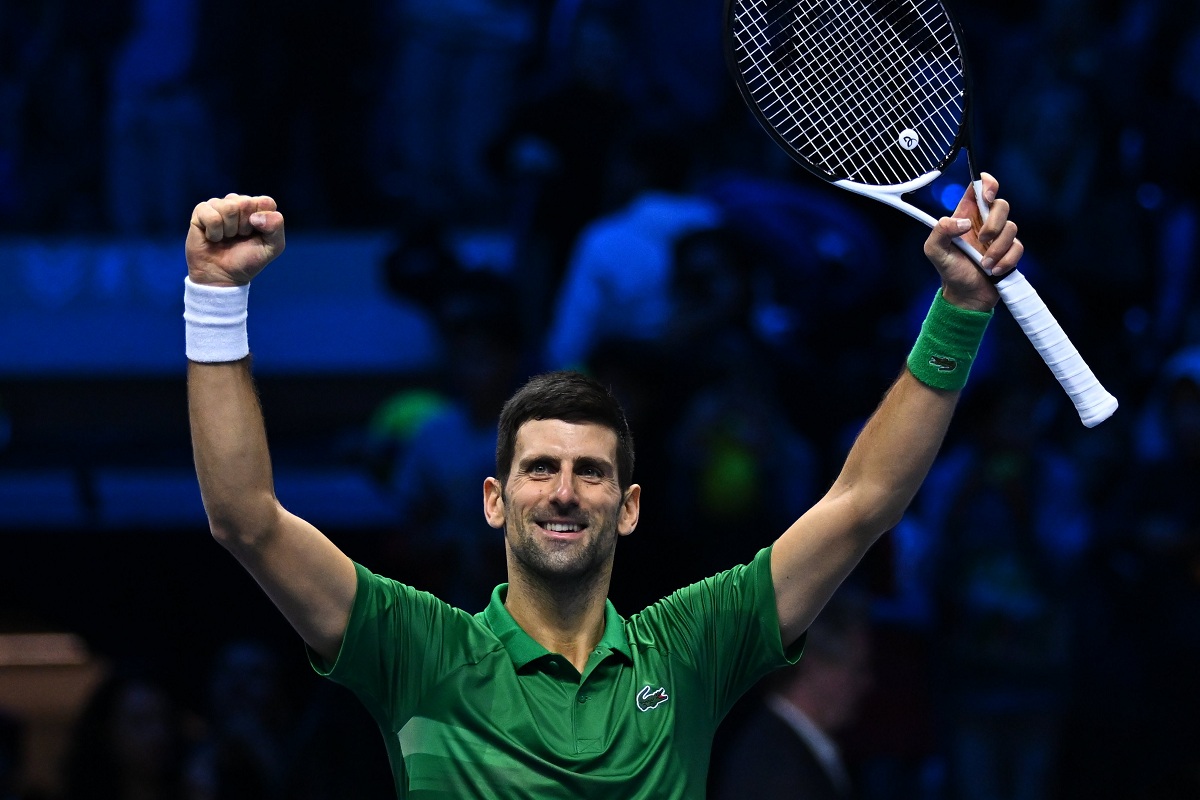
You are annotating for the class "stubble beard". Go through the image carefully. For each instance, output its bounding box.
[505,502,619,594]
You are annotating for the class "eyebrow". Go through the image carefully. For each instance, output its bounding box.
[573,456,613,475]
[517,454,614,474]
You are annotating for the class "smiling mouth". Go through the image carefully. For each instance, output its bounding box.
[539,522,585,534]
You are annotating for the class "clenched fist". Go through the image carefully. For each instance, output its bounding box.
[186,194,285,287]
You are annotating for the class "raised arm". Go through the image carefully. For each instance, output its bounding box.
[186,194,356,663]
[771,174,1023,646]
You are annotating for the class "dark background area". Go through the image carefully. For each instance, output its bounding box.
[2,0,1199,798]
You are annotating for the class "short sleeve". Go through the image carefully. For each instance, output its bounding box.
[627,546,804,724]
[308,562,480,730]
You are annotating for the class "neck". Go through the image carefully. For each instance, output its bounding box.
[504,564,611,673]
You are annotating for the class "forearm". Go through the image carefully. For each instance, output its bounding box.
[773,176,1018,644]
[188,357,280,542]
[772,291,989,644]
[182,196,358,660]
[829,368,958,536]
[831,287,992,534]
[771,368,959,646]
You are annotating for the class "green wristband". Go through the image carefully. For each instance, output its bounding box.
[906,289,993,391]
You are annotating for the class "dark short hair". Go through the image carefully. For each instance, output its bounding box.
[496,371,635,491]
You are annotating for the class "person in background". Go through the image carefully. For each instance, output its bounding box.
[62,668,188,800]
[384,273,525,608]
[711,589,873,800]
[540,130,721,370]
[105,0,215,234]
[183,641,293,800]
[919,380,1093,800]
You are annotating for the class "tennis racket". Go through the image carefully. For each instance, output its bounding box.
[724,0,1118,427]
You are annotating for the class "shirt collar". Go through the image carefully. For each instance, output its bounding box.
[481,584,632,670]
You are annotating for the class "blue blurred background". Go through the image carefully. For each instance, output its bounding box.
[1,0,1199,798]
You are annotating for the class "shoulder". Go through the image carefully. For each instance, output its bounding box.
[625,547,776,646]
[349,563,495,649]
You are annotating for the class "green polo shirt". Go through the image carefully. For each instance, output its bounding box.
[311,545,801,798]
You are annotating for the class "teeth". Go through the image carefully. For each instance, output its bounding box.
[544,523,582,533]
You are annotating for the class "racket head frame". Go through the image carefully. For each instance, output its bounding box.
[723,0,983,189]
[721,0,1118,428]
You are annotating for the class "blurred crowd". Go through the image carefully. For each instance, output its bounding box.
[2,0,1200,798]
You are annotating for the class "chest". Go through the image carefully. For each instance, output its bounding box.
[395,650,713,796]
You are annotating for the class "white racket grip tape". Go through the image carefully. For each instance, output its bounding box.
[966,179,1117,427]
[184,277,250,363]
[994,270,1118,427]
[972,178,992,223]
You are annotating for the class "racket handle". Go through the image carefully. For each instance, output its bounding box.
[958,179,1117,427]
[994,270,1118,427]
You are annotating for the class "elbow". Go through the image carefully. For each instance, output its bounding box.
[832,481,913,541]
[860,486,914,535]
[205,494,281,551]
[846,505,907,546]
[874,505,909,536]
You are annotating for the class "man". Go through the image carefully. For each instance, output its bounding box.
[711,589,873,800]
[183,174,1021,798]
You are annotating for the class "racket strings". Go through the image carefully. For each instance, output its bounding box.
[745,0,957,176]
[746,0,956,178]
[798,6,940,180]
[817,7,961,174]
[830,18,962,183]
[791,3,960,182]
[732,0,965,185]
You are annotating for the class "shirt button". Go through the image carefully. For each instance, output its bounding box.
[578,694,590,704]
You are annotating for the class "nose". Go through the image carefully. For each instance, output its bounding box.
[550,468,580,507]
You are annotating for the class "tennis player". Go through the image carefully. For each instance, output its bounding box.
[183,175,1020,798]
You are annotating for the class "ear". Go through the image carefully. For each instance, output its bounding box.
[483,477,506,529]
[617,484,641,537]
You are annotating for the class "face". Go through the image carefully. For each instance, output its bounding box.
[485,419,639,586]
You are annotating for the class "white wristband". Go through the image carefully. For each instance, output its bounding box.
[184,276,250,362]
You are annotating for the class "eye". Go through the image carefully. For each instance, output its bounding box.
[577,463,606,481]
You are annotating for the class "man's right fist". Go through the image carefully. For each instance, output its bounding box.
[186,194,285,287]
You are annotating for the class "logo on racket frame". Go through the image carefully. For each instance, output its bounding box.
[898,128,921,150]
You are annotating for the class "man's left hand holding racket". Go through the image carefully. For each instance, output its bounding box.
[926,172,1022,312]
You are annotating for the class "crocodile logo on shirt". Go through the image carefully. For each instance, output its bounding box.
[929,355,958,372]
[636,685,669,712]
